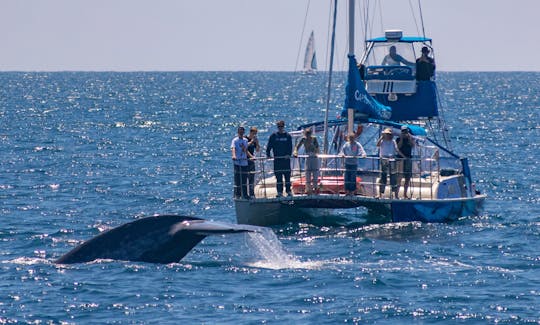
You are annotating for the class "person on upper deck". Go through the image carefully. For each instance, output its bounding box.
[266,120,293,197]
[382,46,414,66]
[416,46,436,81]
[293,127,320,195]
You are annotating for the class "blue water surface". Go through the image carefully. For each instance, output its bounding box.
[0,71,539,323]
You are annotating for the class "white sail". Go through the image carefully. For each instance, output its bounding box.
[303,31,317,73]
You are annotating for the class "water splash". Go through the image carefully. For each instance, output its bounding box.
[244,228,324,270]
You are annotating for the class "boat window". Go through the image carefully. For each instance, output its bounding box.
[365,43,416,70]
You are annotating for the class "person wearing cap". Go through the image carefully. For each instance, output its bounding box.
[416,46,435,81]
[340,133,367,196]
[293,127,320,195]
[396,126,416,199]
[266,120,293,197]
[376,128,400,198]
[231,126,250,199]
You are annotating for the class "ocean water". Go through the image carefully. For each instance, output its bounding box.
[0,71,538,323]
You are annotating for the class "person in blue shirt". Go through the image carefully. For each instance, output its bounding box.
[266,120,293,197]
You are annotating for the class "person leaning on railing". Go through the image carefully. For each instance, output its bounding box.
[340,133,367,196]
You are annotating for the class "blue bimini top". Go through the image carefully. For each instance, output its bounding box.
[367,36,432,43]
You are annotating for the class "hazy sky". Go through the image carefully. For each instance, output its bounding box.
[1,0,538,72]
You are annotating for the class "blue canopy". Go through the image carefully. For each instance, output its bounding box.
[342,55,391,120]
[367,36,432,43]
[367,119,427,136]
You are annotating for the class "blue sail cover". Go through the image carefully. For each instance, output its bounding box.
[342,55,392,120]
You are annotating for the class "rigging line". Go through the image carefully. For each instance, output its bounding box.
[435,84,452,149]
[408,0,421,37]
[323,0,338,155]
[377,0,384,36]
[369,1,377,40]
[325,0,333,73]
[418,0,426,39]
[294,0,311,73]
[361,0,370,48]
[361,127,379,149]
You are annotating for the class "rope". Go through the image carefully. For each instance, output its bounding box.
[408,0,421,37]
[323,0,338,155]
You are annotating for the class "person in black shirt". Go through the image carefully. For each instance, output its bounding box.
[416,46,435,81]
[266,120,293,197]
[396,126,416,199]
[246,127,260,197]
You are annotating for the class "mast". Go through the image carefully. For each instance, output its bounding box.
[348,0,355,55]
[347,0,355,134]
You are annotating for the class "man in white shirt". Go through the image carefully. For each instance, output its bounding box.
[231,126,249,198]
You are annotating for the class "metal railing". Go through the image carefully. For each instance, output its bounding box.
[233,153,464,200]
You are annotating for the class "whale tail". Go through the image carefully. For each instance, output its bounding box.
[55,215,261,264]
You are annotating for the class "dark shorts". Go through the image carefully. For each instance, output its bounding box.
[402,159,412,177]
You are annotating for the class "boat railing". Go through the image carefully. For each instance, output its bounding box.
[233,154,464,200]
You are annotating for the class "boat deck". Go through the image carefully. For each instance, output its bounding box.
[248,155,465,201]
[234,154,485,226]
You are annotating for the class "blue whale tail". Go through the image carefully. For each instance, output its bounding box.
[55,215,261,264]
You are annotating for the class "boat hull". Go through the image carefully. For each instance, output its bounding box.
[234,194,486,227]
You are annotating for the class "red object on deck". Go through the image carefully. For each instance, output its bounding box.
[292,176,362,195]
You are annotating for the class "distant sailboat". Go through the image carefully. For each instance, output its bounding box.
[303,31,317,74]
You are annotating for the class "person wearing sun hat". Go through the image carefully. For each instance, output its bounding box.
[376,128,399,198]
[293,127,320,195]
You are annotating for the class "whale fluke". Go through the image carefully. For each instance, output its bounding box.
[55,215,261,264]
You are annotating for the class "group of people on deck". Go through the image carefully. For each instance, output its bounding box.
[231,126,260,199]
[231,120,416,200]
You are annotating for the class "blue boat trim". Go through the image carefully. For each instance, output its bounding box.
[367,36,432,43]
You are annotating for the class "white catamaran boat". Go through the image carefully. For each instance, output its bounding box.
[303,31,318,74]
[234,0,486,226]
